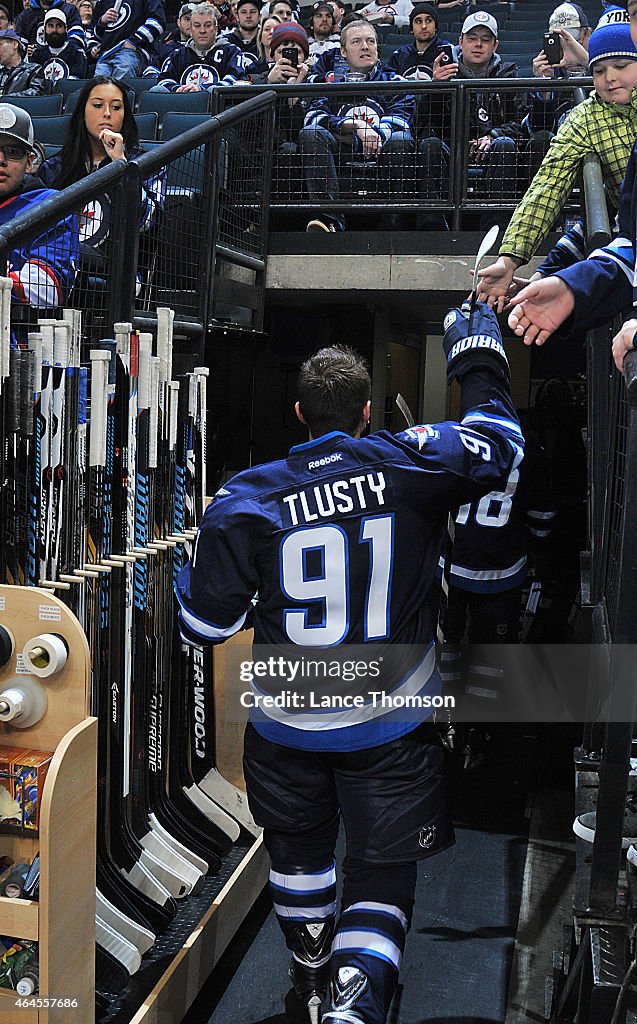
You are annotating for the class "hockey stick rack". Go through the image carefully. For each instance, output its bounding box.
[0,584,96,1024]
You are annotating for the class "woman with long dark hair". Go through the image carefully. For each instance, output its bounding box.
[40,75,163,248]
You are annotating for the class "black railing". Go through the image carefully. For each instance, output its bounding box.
[216,77,592,229]
[0,90,275,351]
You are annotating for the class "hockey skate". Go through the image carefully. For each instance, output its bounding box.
[288,921,333,1024]
[322,966,368,1024]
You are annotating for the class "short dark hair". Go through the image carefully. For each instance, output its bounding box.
[297,345,371,437]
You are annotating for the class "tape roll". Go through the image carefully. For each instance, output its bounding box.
[0,625,14,668]
[22,633,68,678]
[0,677,48,728]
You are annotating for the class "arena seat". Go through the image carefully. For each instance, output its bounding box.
[9,94,62,117]
[32,113,72,147]
[134,111,159,141]
[137,90,210,127]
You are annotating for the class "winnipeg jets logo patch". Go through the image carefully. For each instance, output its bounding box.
[45,59,68,82]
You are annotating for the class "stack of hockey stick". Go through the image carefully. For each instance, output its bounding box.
[0,292,259,996]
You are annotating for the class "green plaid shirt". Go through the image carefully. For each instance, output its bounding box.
[500,89,637,264]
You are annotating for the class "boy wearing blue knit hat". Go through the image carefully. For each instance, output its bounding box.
[505,0,637,362]
[477,15,637,310]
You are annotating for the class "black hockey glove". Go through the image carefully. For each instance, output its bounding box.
[442,302,511,387]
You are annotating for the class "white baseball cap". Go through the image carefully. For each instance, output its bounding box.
[548,3,589,38]
[461,10,498,37]
[43,8,67,25]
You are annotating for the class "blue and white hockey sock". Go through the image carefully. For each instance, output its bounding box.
[268,861,337,965]
[325,901,408,1024]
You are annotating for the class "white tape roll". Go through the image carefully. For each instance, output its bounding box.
[22,633,68,678]
[0,677,48,728]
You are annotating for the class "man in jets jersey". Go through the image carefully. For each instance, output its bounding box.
[153,2,247,90]
[177,303,523,1024]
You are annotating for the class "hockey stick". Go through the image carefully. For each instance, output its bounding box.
[462,224,499,324]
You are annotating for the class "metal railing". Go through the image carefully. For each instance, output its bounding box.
[0,90,275,351]
[216,77,592,230]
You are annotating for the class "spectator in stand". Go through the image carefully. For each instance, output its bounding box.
[151,3,247,90]
[384,3,445,79]
[0,5,11,30]
[328,0,344,29]
[417,10,524,231]
[477,18,637,311]
[32,9,88,80]
[262,0,300,21]
[356,0,412,29]
[222,0,260,61]
[92,0,165,77]
[0,28,48,95]
[209,0,237,32]
[144,2,193,74]
[269,0,295,21]
[76,0,99,64]
[299,18,415,232]
[249,11,280,71]
[252,18,309,80]
[0,103,78,309]
[16,0,85,55]
[38,77,162,274]
[526,3,594,156]
[307,1,339,59]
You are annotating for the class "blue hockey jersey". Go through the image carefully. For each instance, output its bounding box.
[32,40,88,81]
[93,0,165,62]
[444,435,555,594]
[157,39,248,90]
[382,36,445,80]
[0,179,79,308]
[303,59,414,142]
[176,344,523,753]
[16,0,85,50]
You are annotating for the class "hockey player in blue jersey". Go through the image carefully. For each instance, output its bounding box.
[176,303,523,1024]
[440,434,555,767]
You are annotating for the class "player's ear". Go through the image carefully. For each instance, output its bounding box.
[295,401,307,425]
[362,400,371,425]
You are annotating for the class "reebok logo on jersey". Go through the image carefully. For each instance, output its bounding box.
[449,335,507,361]
[443,310,462,331]
[308,453,343,470]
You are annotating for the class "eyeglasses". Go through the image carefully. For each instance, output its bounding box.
[0,143,28,161]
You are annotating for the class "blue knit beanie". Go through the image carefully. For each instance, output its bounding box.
[588,20,637,67]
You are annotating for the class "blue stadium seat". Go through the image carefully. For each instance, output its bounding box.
[137,90,210,126]
[160,111,211,141]
[122,76,156,108]
[53,78,89,108]
[134,111,158,141]
[32,114,72,147]
[9,94,63,117]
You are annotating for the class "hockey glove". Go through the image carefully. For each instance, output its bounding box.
[442,302,511,387]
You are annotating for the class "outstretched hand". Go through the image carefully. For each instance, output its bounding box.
[508,277,575,346]
[476,255,520,312]
[612,318,637,373]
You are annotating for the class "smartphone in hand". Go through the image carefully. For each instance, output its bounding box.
[542,32,562,65]
[281,45,299,67]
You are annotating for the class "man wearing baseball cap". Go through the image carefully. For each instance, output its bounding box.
[384,3,444,79]
[15,0,85,54]
[32,8,88,78]
[417,9,524,230]
[0,102,78,310]
[143,3,193,78]
[307,1,339,58]
[221,0,261,60]
[0,27,47,95]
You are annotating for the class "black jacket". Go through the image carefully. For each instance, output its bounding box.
[0,59,48,97]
